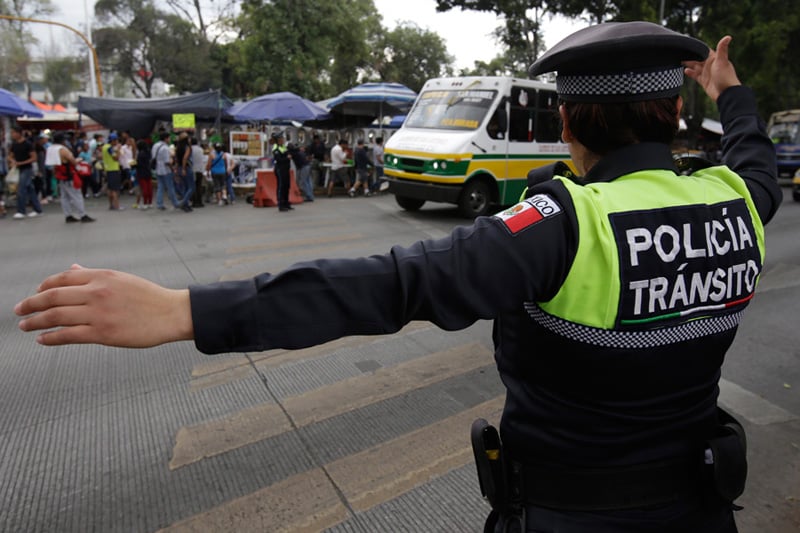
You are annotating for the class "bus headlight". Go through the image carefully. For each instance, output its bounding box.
[432,161,439,170]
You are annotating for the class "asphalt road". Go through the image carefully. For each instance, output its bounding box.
[0,186,797,532]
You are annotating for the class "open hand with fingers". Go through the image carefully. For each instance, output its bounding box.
[15,264,194,348]
[684,35,741,102]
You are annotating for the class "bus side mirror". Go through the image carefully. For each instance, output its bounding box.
[497,109,508,135]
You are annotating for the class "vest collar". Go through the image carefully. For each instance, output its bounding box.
[583,142,678,183]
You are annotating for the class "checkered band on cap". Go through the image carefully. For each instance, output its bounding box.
[556,66,684,101]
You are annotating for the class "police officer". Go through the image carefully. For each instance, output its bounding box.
[271,131,292,212]
[15,22,781,533]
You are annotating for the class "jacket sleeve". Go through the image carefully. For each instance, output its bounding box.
[717,86,782,224]
[189,185,577,354]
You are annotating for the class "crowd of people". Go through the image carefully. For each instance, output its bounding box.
[0,127,389,221]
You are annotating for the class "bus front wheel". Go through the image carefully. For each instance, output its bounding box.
[396,195,426,211]
[458,180,492,218]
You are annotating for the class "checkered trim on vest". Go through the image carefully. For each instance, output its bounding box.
[556,67,684,98]
[524,303,743,349]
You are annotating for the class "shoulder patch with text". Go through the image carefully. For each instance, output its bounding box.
[494,194,562,234]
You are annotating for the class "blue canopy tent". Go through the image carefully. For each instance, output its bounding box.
[0,89,44,118]
[227,92,331,122]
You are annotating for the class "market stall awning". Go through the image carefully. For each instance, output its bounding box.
[227,92,331,122]
[30,98,67,112]
[0,88,44,118]
[78,91,234,138]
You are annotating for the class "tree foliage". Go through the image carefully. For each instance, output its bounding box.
[83,0,800,127]
[435,0,547,75]
[43,56,84,103]
[223,0,383,100]
[0,0,56,91]
[94,0,220,97]
[0,28,29,87]
[373,23,454,92]
[441,0,800,132]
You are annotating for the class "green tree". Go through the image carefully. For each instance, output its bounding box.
[43,56,84,103]
[230,0,382,100]
[372,23,454,92]
[162,0,239,43]
[94,0,221,97]
[694,0,800,119]
[435,0,548,74]
[0,29,29,88]
[459,55,512,77]
[0,0,56,94]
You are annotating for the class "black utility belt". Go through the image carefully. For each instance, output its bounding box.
[512,456,701,511]
[471,408,747,513]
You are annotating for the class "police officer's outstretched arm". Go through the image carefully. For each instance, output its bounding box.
[686,35,781,223]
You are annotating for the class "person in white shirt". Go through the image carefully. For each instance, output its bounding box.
[327,138,351,198]
[151,132,179,210]
[118,136,135,194]
[45,132,95,223]
[372,136,388,193]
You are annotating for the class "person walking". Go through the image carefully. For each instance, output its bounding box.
[190,137,206,208]
[372,136,387,193]
[45,131,95,223]
[151,132,178,211]
[308,134,327,188]
[102,133,123,211]
[8,126,43,219]
[174,133,194,212]
[15,23,782,533]
[348,139,371,197]
[327,138,350,198]
[206,143,229,206]
[289,142,313,201]
[135,140,153,209]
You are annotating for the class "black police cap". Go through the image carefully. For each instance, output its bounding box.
[529,21,709,103]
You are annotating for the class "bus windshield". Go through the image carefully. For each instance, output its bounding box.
[769,121,800,144]
[405,89,497,131]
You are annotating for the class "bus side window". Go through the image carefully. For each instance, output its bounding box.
[535,90,560,143]
[509,87,535,143]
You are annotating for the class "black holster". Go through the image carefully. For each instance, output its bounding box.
[471,418,508,512]
[471,419,524,533]
[707,407,748,504]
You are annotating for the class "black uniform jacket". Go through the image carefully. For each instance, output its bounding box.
[190,86,780,469]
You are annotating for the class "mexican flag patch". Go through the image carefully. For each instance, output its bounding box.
[494,194,562,234]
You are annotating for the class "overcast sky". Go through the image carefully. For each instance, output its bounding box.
[37,0,584,71]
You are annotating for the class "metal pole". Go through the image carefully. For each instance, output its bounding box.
[0,14,104,96]
[660,0,666,24]
[84,0,97,97]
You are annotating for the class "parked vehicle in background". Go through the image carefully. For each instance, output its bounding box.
[767,109,800,179]
[383,76,572,218]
